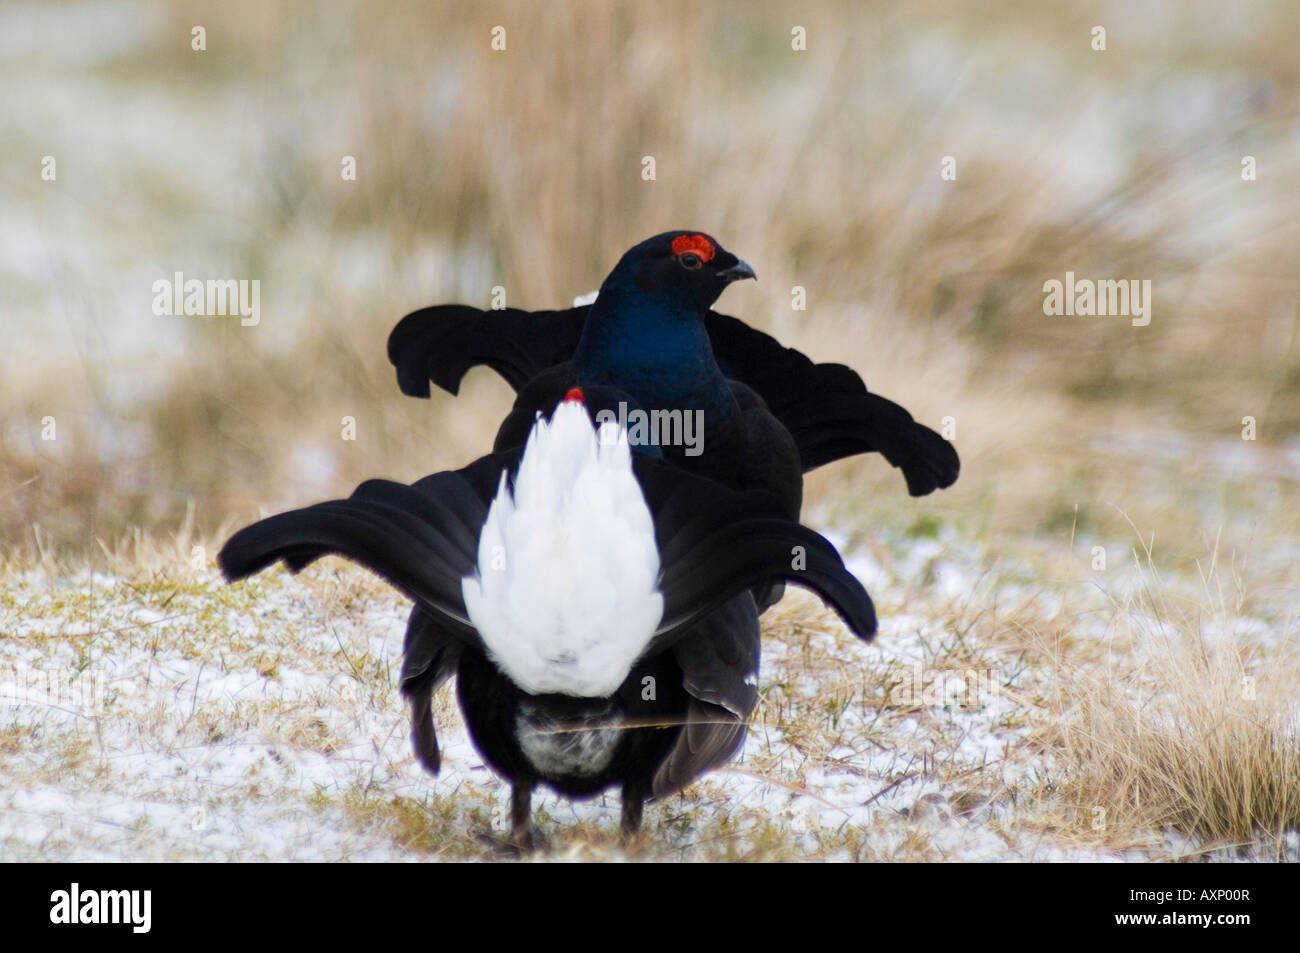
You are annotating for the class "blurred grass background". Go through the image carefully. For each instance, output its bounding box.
[2,0,1298,564]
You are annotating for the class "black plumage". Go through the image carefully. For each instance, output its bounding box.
[219,409,876,842]
[388,238,959,496]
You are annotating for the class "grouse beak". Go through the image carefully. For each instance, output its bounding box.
[717,259,756,283]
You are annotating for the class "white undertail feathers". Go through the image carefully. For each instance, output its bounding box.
[461,399,663,697]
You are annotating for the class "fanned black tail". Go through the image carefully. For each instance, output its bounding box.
[387,303,959,494]
[634,461,877,648]
[655,510,877,647]
[219,441,878,791]
[218,475,486,639]
[221,445,877,655]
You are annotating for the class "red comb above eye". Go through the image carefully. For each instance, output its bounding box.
[671,234,716,262]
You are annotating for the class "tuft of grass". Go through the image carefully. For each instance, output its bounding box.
[1044,551,1300,854]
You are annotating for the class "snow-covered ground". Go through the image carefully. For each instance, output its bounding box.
[3,0,1298,863]
[4,523,1292,862]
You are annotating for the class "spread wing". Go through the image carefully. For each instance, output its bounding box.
[387,302,959,493]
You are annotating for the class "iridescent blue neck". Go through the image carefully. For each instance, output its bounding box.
[574,285,732,410]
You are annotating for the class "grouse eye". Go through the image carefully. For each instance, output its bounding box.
[679,252,703,270]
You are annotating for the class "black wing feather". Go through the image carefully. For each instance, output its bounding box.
[400,606,462,776]
[632,457,877,647]
[218,478,486,639]
[388,305,585,397]
[387,302,958,492]
[703,311,959,490]
[652,592,761,797]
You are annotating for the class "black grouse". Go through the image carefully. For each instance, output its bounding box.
[388,231,960,502]
[219,391,876,843]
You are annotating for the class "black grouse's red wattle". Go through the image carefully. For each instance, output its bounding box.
[219,397,877,842]
[388,230,961,500]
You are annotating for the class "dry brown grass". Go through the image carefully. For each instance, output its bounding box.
[5,0,1299,553]
[1042,535,1300,856]
[2,0,1298,860]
